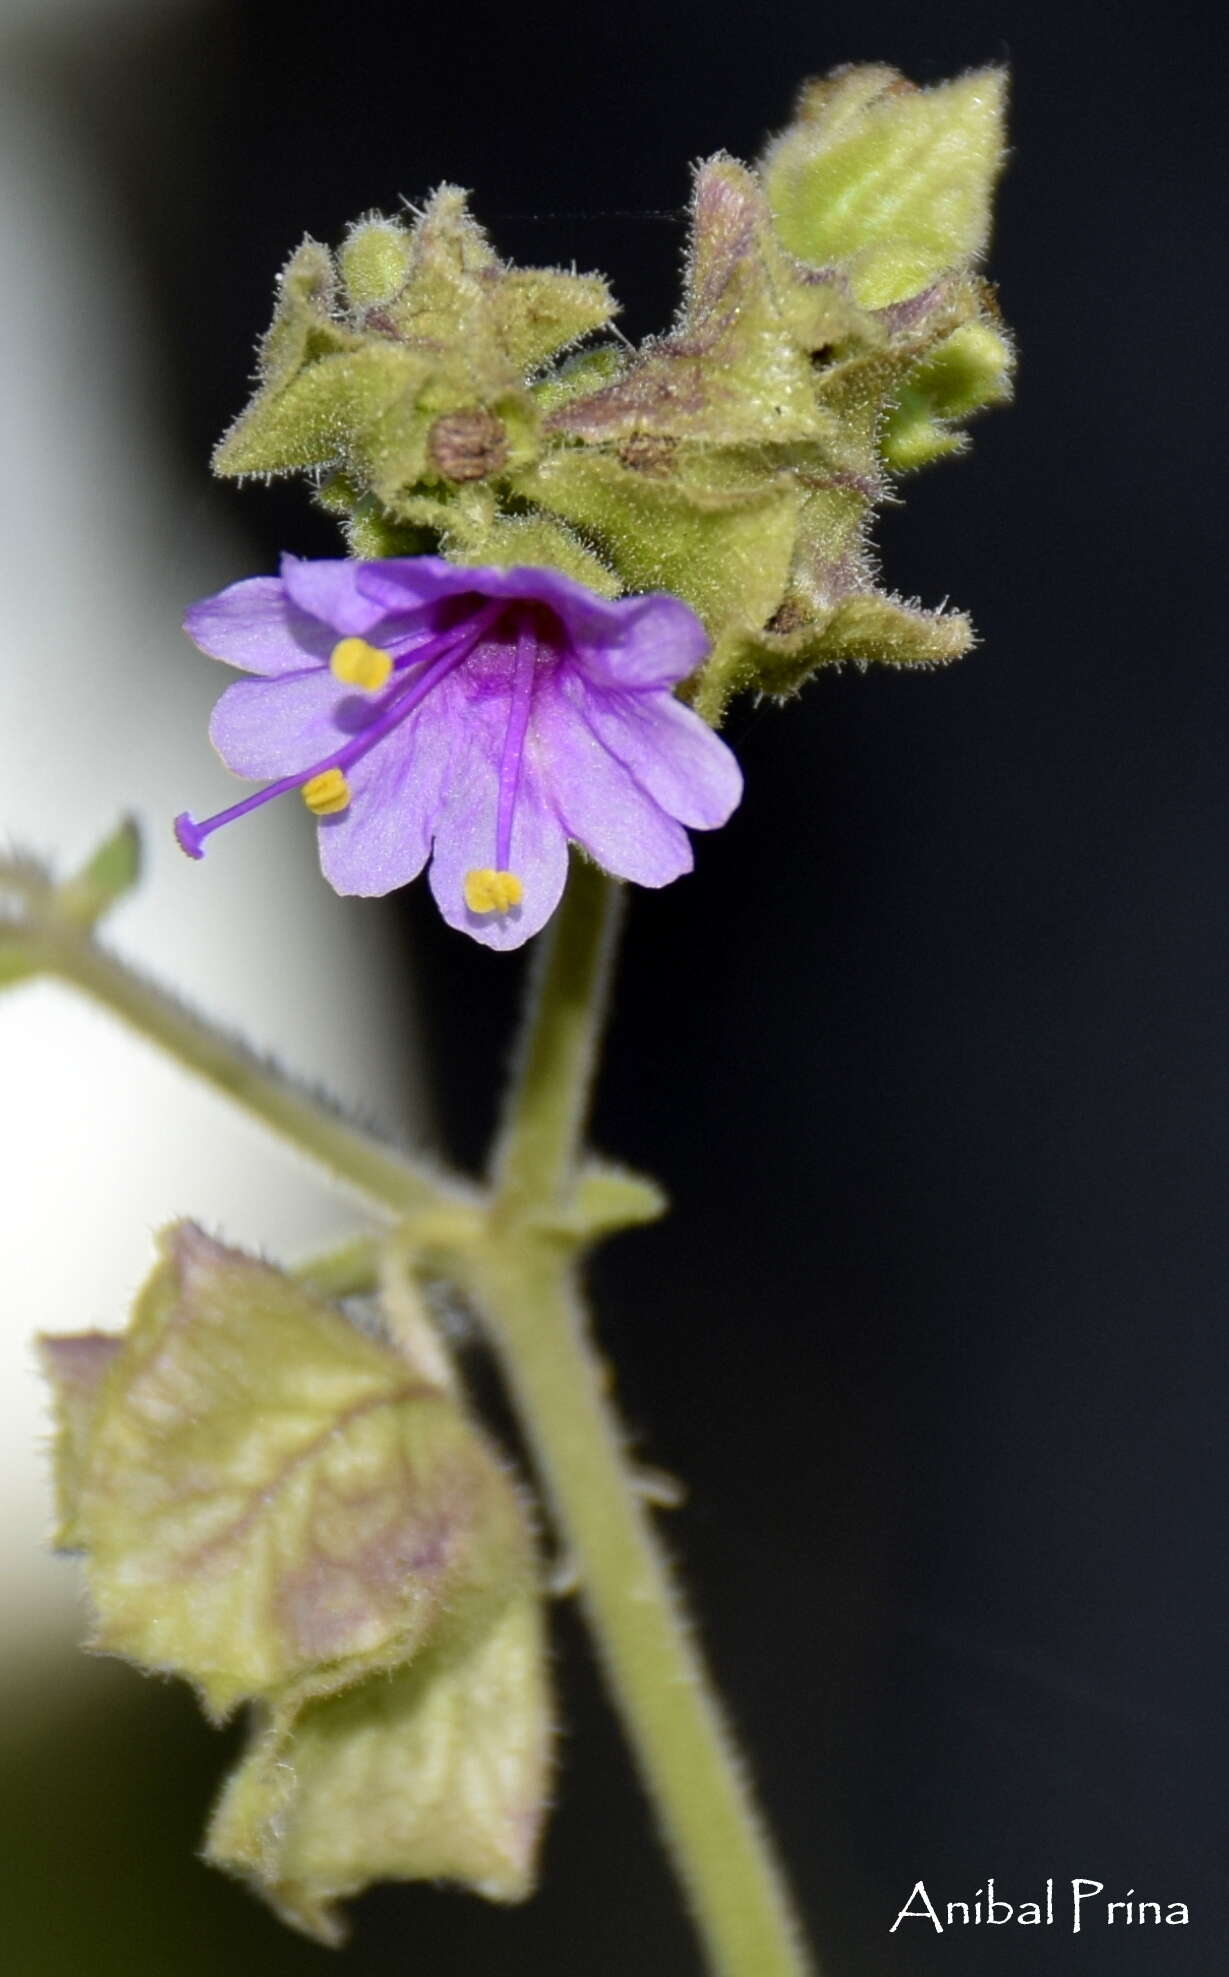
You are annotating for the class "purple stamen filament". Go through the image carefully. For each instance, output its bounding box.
[176,601,503,858]
[495,614,538,872]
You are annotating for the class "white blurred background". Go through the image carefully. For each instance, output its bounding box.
[0,0,424,1681]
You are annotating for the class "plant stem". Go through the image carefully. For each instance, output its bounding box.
[491,853,623,1217]
[294,1232,381,1298]
[471,857,814,1977]
[15,929,458,1217]
[6,857,816,1972]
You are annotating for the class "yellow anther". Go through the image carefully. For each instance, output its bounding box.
[301,768,351,816]
[464,868,524,914]
[330,637,393,692]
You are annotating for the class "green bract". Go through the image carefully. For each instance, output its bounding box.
[39,1225,551,1944]
[207,1590,547,1943]
[761,65,1006,306]
[38,817,142,931]
[211,64,1010,720]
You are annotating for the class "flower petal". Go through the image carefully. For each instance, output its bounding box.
[559,671,743,829]
[280,555,410,639]
[428,747,569,951]
[358,557,626,630]
[358,560,710,689]
[356,556,491,616]
[184,577,333,676]
[562,591,712,690]
[316,691,459,897]
[530,684,693,887]
[183,554,729,938]
[209,672,353,778]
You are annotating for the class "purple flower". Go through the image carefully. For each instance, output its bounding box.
[175,556,742,950]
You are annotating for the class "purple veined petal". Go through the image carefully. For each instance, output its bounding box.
[355,556,495,616]
[530,682,693,888]
[316,685,461,897]
[357,556,615,625]
[563,591,712,690]
[184,577,335,676]
[464,563,703,674]
[280,554,415,639]
[358,559,710,689]
[181,551,724,937]
[428,748,569,952]
[208,671,355,779]
[559,668,743,830]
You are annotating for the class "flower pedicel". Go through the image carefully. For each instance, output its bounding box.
[176,555,742,950]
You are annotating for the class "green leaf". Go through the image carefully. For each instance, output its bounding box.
[533,1160,668,1245]
[36,1331,123,1547]
[206,1588,550,1944]
[880,314,1014,471]
[215,341,425,478]
[51,818,142,929]
[252,239,354,394]
[214,191,613,501]
[533,345,625,415]
[376,185,615,376]
[320,481,434,559]
[570,1161,668,1235]
[546,156,875,452]
[520,448,800,633]
[50,1225,533,1720]
[40,1226,554,1940]
[447,511,620,594]
[762,65,1007,306]
[379,185,499,340]
[489,266,617,375]
[694,589,975,722]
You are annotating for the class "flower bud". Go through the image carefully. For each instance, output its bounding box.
[761,64,1007,306]
[340,214,413,308]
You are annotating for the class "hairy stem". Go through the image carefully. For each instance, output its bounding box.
[294,1233,381,1298]
[471,857,814,1977]
[8,928,459,1217]
[491,853,623,1216]
[5,862,814,1972]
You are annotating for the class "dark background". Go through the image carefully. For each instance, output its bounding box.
[7,1,1228,1973]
